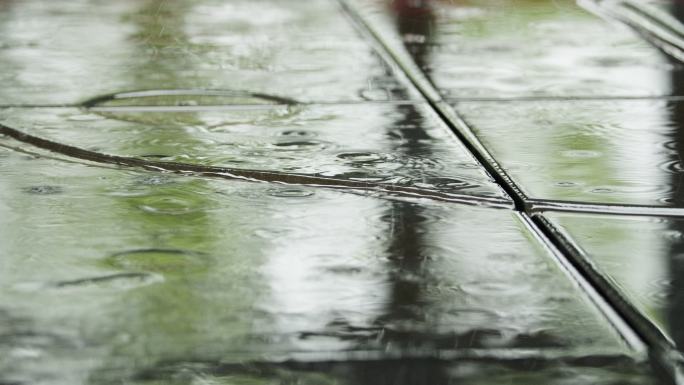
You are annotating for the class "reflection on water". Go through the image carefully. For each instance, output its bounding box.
[456,98,682,206]
[348,0,684,208]
[380,0,677,98]
[446,10,684,207]
[667,0,684,363]
[0,0,411,104]
[0,147,644,384]
[538,15,684,351]
[0,0,680,383]
[0,103,508,200]
[542,212,684,364]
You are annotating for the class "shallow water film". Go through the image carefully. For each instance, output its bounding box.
[3,0,684,384]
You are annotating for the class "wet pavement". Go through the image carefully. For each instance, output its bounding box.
[2,0,684,384]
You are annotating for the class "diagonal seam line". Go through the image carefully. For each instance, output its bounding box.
[335,0,528,212]
[582,0,684,63]
[0,123,511,208]
[334,0,661,367]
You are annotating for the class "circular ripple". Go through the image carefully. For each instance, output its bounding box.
[279,130,314,137]
[105,249,211,274]
[83,89,299,108]
[271,140,329,151]
[560,150,601,159]
[336,152,387,164]
[659,159,684,173]
[266,188,315,198]
[52,272,164,290]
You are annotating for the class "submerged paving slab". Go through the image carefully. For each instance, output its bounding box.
[0,146,652,384]
[0,0,416,105]
[0,103,509,202]
[539,211,684,369]
[455,99,684,210]
[345,0,682,99]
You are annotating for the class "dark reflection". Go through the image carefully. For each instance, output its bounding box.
[668,0,684,355]
[380,0,434,337]
[340,3,448,383]
[393,0,435,77]
[289,3,450,383]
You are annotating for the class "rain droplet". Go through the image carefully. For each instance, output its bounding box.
[336,152,386,164]
[590,188,614,194]
[272,140,327,151]
[266,188,315,198]
[105,249,211,274]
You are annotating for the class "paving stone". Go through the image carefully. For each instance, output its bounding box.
[539,210,684,369]
[0,0,416,105]
[455,99,684,210]
[346,0,683,99]
[0,147,649,384]
[0,103,509,202]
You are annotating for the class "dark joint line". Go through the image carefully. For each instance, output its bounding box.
[0,123,511,209]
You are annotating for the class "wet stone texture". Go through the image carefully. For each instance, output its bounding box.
[537,210,684,381]
[0,0,678,384]
[0,103,508,201]
[0,148,651,383]
[0,0,417,104]
[539,211,684,345]
[455,100,684,208]
[346,0,684,99]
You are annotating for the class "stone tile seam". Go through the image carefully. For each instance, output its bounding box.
[335,0,529,211]
[581,0,684,62]
[0,123,514,209]
[534,214,684,383]
[334,0,675,380]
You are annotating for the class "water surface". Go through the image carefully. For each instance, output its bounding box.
[0,146,646,384]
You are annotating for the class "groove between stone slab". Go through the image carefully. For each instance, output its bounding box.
[0,123,512,209]
[335,0,673,382]
[582,0,684,62]
[534,213,684,383]
[335,0,528,212]
[527,200,684,217]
